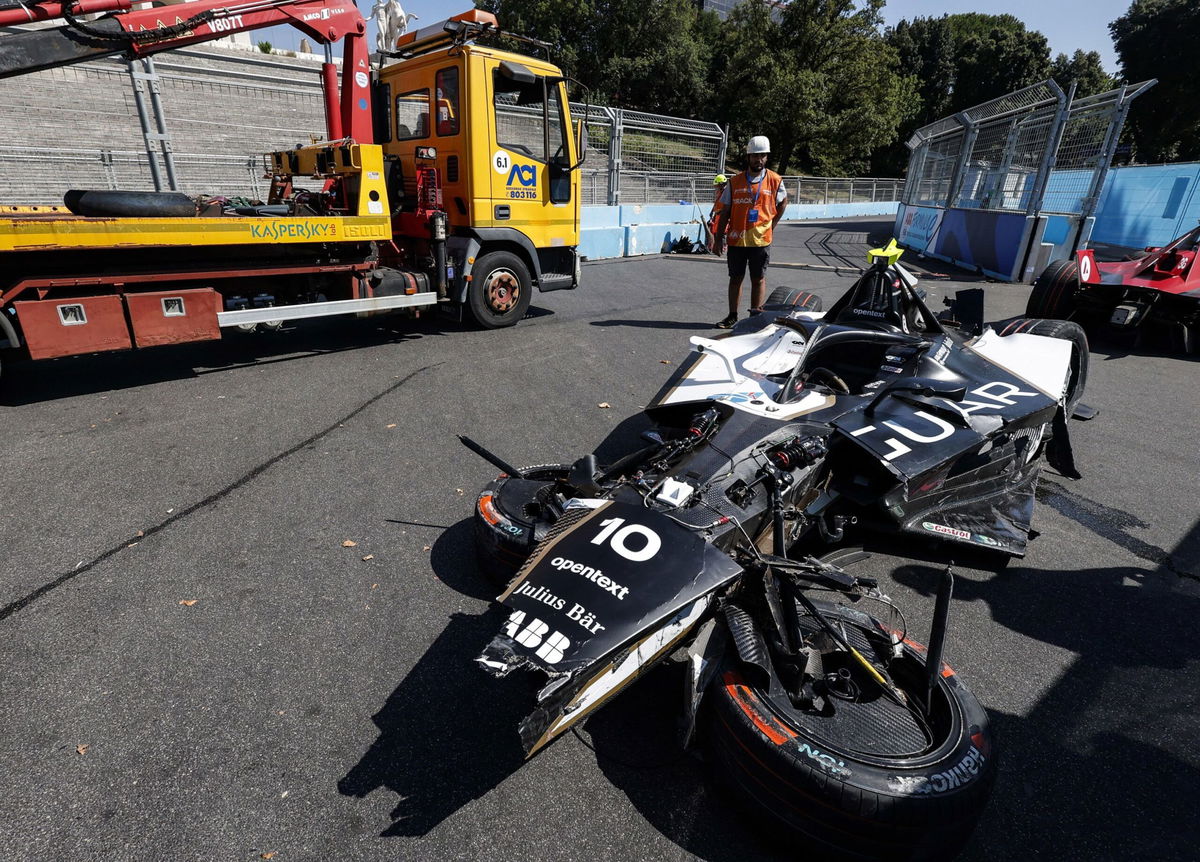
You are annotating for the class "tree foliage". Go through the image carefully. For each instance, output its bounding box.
[477,0,718,118]
[1111,0,1200,163]
[475,1,1190,177]
[875,13,1056,174]
[947,14,1050,111]
[483,0,913,175]
[1050,50,1115,99]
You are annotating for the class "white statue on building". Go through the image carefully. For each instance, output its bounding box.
[370,0,418,54]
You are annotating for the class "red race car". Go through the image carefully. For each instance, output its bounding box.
[1029,223,1200,352]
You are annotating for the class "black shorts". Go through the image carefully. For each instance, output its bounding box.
[727,245,770,281]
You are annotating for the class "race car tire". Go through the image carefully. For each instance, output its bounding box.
[1027,259,1079,320]
[467,250,534,329]
[473,464,570,584]
[706,600,995,861]
[764,287,823,313]
[998,318,1089,415]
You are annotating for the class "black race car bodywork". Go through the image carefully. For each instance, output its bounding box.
[464,244,1085,857]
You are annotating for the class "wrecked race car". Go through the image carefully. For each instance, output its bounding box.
[463,240,1089,859]
[1030,223,1200,352]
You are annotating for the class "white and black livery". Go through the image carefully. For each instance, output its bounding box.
[465,241,1090,860]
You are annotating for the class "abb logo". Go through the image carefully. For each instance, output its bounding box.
[502,609,570,664]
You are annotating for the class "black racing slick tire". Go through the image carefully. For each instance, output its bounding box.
[473,464,570,584]
[764,287,823,313]
[467,250,533,329]
[1027,259,1079,320]
[999,318,1089,415]
[706,601,995,861]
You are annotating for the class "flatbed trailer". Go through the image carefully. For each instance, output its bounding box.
[0,5,585,378]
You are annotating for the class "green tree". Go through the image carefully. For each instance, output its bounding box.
[477,0,717,118]
[1111,0,1200,162]
[876,15,955,174]
[1049,49,1115,98]
[949,15,1051,111]
[876,13,1056,174]
[715,0,915,175]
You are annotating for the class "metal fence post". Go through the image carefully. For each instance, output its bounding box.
[945,113,978,208]
[127,60,163,191]
[1024,81,1071,217]
[608,108,622,207]
[719,124,729,175]
[141,58,179,191]
[1077,80,1157,231]
[100,150,116,189]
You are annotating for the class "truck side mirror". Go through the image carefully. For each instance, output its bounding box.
[498,60,537,84]
[576,120,589,164]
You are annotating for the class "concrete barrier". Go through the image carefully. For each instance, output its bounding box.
[579,201,899,260]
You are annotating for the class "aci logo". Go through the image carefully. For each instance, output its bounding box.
[507,164,537,187]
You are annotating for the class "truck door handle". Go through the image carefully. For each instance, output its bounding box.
[494,205,510,220]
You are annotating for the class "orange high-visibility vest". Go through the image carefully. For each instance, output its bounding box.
[727,169,783,248]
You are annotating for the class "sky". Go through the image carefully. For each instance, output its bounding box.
[877,0,1129,73]
[257,1,1130,74]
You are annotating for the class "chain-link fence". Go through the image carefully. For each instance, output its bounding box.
[0,44,901,210]
[898,78,1154,280]
[903,79,1154,219]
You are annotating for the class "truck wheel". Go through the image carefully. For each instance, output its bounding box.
[468,251,533,329]
[1027,259,1079,319]
[706,600,995,861]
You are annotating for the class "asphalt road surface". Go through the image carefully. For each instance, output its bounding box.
[2,218,1197,862]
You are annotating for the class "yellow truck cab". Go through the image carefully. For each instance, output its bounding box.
[378,16,583,327]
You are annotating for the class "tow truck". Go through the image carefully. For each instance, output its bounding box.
[0,3,586,381]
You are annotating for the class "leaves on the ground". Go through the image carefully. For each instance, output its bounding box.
[179,599,198,607]
[598,402,611,408]
[75,744,89,755]
[342,540,357,547]
[361,554,374,561]
[386,424,396,429]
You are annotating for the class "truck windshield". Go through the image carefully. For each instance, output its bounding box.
[494,71,568,165]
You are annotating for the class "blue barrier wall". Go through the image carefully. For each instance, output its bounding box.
[580,201,900,260]
[894,204,1029,281]
[1089,162,1200,249]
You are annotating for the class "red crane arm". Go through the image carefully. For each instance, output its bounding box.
[0,0,372,141]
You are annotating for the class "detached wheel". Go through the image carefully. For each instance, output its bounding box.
[473,464,570,584]
[764,287,822,313]
[1027,259,1079,319]
[999,318,1089,415]
[468,251,533,329]
[706,600,995,861]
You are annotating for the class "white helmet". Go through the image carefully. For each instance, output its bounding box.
[746,135,771,154]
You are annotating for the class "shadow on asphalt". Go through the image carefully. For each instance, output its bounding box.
[890,556,1200,861]
[1089,336,1200,362]
[590,318,715,330]
[426,517,498,602]
[867,513,1200,862]
[337,606,532,836]
[0,305,556,405]
[580,663,792,861]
